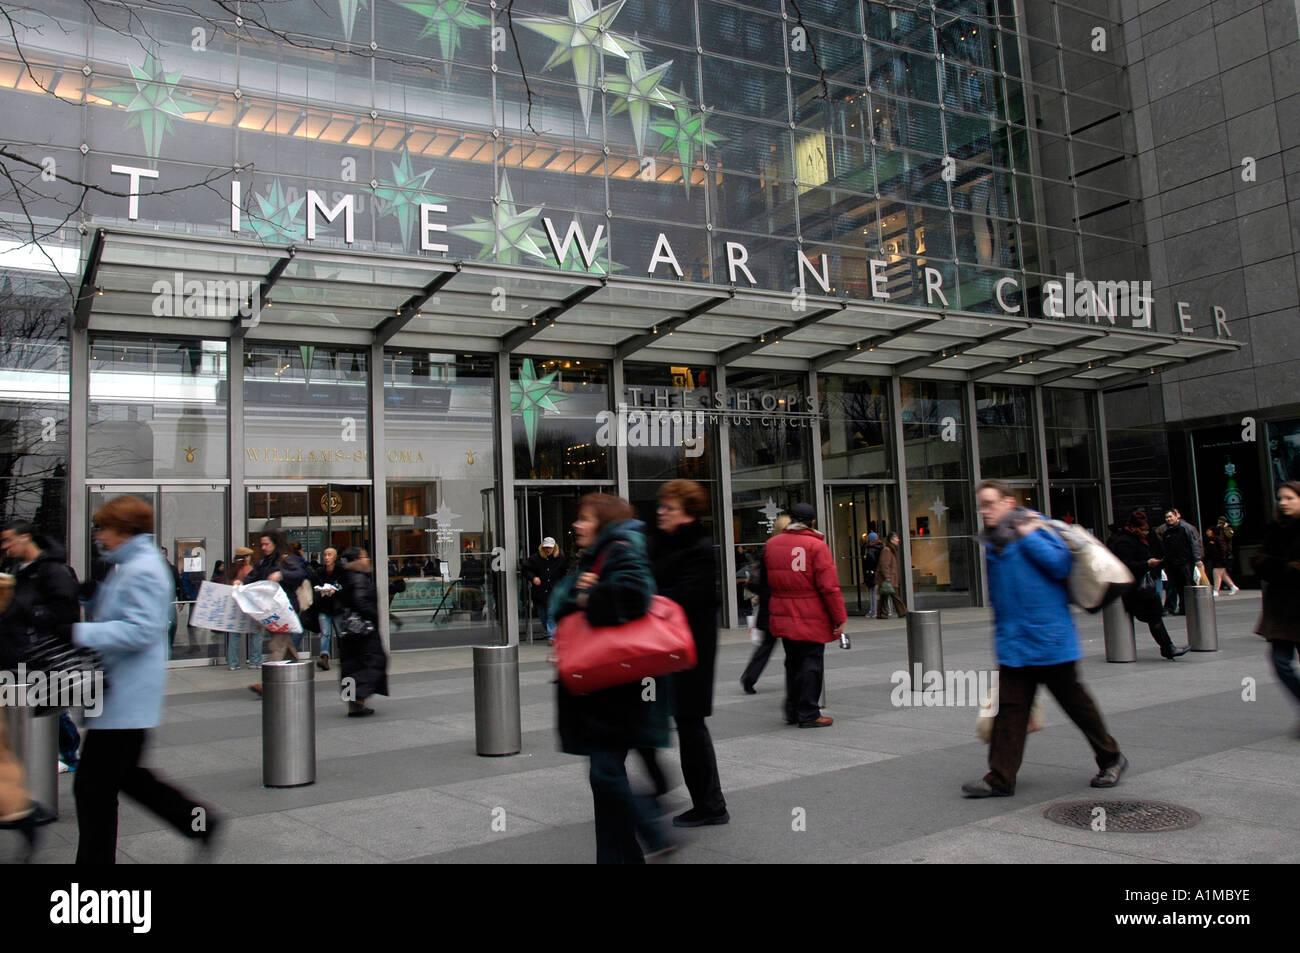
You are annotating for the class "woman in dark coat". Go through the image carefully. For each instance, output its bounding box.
[336,547,389,717]
[551,493,671,864]
[648,479,727,827]
[1106,509,1189,660]
[243,530,309,695]
[1252,481,1300,734]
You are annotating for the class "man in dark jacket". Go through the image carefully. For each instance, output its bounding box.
[1159,508,1202,615]
[1,520,81,670]
[764,502,846,728]
[1106,510,1189,660]
[522,537,566,639]
[650,480,728,828]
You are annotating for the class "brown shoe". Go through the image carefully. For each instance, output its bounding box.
[249,683,262,696]
[798,716,834,728]
[317,653,330,671]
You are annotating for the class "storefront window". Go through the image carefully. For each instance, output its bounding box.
[89,338,228,479]
[511,356,610,481]
[623,362,725,620]
[243,344,368,479]
[728,369,814,580]
[901,379,974,607]
[1043,387,1098,480]
[975,383,1036,480]
[1,331,68,546]
[818,374,893,480]
[384,351,499,647]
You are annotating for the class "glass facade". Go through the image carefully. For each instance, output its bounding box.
[0,0,1174,658]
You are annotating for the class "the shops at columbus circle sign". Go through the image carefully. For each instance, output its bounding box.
[110,164,1232,339]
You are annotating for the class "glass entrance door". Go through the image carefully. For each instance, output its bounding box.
[88,484,229,663]
[823,484,897,616]
[514,486,598,640]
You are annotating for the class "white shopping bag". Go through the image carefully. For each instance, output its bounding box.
[232,580,303,635]
[191,581,258,633]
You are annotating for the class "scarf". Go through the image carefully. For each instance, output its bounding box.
[978,506,1035,555]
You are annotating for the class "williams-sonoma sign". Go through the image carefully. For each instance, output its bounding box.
[108,165,1233,339]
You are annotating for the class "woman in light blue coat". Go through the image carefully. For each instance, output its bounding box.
[69,496,219,864]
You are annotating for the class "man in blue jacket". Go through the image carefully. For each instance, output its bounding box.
[962,480,1127,798]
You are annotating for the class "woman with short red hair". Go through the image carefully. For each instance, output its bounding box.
[69,496,220,863]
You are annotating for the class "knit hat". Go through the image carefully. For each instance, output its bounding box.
[791,502,816,524]
[866,532,879,542]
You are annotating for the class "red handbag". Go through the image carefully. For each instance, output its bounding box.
[554,548,697,694]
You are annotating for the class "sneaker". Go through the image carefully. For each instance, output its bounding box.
[740,679,756,695]
[672,808,729,828]
[1229,586,1240,595]
[1090,754,1129,788]
[57,761,72,774]
[1212,590,1219,598]
[961,779,1013,798]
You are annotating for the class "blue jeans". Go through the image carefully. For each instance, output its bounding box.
[226,631,264,669]
[59,712,81,766]
[318,613,339,656]
[1270,641,1300,708]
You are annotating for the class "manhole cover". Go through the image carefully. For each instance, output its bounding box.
[1043,800,1201,832]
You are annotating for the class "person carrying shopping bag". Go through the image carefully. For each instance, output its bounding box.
[875,532,908,619]
[242,530,308,696]
[551,493,674,864]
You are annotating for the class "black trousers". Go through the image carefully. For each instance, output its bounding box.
[782,639,825,724]
[676,716,726,814]
[1163,564,1190,613]
[74,728,209,865]
[985,661,1122,794]
[741,631,777,688]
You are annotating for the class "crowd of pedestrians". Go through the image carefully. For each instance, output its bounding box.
[3,475,1298,865]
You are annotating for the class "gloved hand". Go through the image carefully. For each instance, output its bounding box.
[79,578,99,601]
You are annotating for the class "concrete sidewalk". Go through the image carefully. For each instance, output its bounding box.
[8,594,1298,864]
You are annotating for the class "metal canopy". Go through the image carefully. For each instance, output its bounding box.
[77,229,1242,388]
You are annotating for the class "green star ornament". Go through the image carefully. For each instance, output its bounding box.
[97,48,210,160]
[396,0,490,63]
[247,178,307,243]
[605,47,677,156]
[518,0,646,132]
[374,150,446,250]
[449,173,548,265]
[650,87,726,193]
[511,358,569,463]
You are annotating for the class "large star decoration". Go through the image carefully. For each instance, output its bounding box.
[247,178,307,243]
[760,498,781,523]
[518,0,645,132]
[97,48,210,160]
[449,174,548,265]
[605,47,677,156]
[396,0,490,63]
[929,497,949,523]
[510,358,570,463]
[374,150,446,250]
[650,88,725,193]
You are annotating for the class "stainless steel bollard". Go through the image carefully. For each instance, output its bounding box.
[1184,586,1219,652]
[3,696,59,823]
[906,610,944,692]
[1102,598,1137,662]
[262,660,316,787]
[473,644,521,756]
